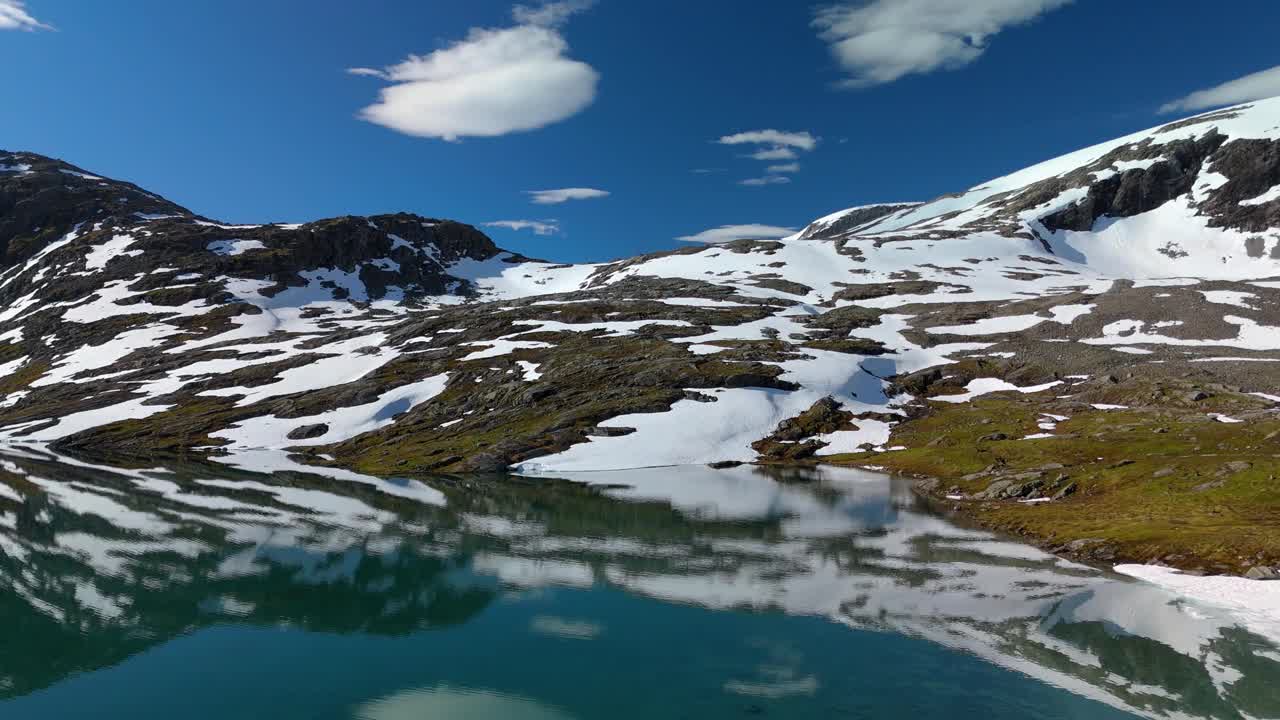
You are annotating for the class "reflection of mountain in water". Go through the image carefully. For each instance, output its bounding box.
[0,449,1276,718]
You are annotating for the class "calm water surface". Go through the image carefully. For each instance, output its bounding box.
[0,449,1276,719]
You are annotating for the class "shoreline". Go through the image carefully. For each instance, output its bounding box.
[898,466,1279,580]
[10,438,1280,641]
[882,465,1280,640]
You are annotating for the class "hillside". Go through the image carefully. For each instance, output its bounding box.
[2,99,1280,573]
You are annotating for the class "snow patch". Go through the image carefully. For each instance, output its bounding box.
[207,239,267,256]
[1115,565,1280,643]
[516,361,543,381]
[931,378,1062,404]
[1199,290,1258,309]
[214,373,450,449]
[83,234,140,271]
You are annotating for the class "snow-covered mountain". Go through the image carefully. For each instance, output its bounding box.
[1,98,1279,476]
[803,101,1280,278]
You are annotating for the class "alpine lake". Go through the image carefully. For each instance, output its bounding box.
[0,448,1276,719]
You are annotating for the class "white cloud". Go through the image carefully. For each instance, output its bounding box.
[676,224,797,244]
[715,129,816,186]
[513,0,595,27]
[0,1,50,31]
[1159,65,1280,114]
[748,147,798,161]
[813,0,1071,88]
[484,219,560,235]
[350,2,597,141]
[525,187,609,204]
[739,176,792,187]
[717,129,818,151]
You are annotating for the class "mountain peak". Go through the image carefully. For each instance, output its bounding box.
[827,97,1280,278]
[1,150,190,264]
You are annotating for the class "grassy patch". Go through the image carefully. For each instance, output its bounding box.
[0,360,47,396]
[53,396,254,456]
[824,385,1280,573]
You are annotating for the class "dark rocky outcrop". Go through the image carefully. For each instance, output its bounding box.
[798,203,919,240]
[287,423,330,440]
[1039,134,1228,232]
[752,397,854,461]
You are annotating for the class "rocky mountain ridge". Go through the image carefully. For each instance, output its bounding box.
[0,99,1278,485]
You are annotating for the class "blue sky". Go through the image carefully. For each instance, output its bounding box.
[4,0,1280,262]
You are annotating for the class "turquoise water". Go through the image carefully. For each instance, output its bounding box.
[0,450,1276,719]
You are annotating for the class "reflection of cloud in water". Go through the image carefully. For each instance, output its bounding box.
[529,615,603,640]
[723,652,820,699]
[355,685,575,720]
[724,673,819,699]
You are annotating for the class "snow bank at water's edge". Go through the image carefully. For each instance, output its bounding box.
[1115,564,1280,642]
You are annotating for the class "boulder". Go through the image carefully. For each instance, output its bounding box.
[286,423,329,440]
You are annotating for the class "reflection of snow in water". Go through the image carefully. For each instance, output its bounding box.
[0,450,1276,719]
[503,464,1280,718]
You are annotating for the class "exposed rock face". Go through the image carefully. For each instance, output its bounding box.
[1199,137,1280,233]
[1,97,1279,477]
[1040,134,1228,232]
[0,152,188,266]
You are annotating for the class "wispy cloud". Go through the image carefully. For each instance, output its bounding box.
[525,187,609,204]
[1159,65,1280,114]
[349,1,598,141]
[677,223,797,244]
[740,176,791,187]
[716,129,817,186]
[813,0,1071,88]
[0,1,51,31]
[747,147,797,161]
[513,0,594,27]
[717,130,818,151]
[691,167,726,174]
[484,219,560,235]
